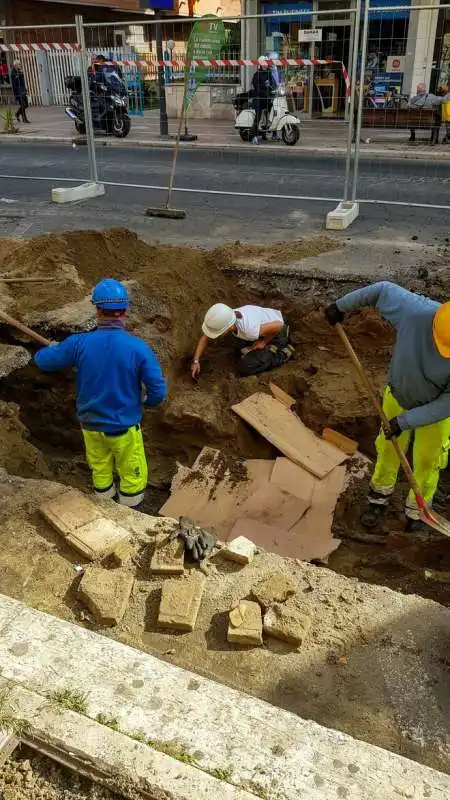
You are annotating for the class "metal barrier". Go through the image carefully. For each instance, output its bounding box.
[0,5,449,220]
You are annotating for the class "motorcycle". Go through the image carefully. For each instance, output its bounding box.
[64,71,131,138]
[234,84,300,146]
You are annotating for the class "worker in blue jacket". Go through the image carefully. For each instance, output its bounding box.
[325,281,450,533]
[34,278,166,509]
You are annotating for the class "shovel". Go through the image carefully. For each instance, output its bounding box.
[335,322,450,538]
[0,309,51,347]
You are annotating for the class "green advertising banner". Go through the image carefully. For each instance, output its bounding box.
[183,15,226,112]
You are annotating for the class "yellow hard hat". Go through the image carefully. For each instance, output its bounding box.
[433,302,450,358]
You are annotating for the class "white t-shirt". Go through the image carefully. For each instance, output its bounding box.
[234,305,283,342]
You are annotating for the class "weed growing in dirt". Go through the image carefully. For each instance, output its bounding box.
[0,688,30,737]
[207,766,234,783]
[96,712,120,731]
[130,730,147,743]
[147,739,197,766]
[49,686,89,715]
[1,108,18,135]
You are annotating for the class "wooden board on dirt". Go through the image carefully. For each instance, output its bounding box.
[322,427,358,455]
[159,451,275,539]
[232,392,346,479]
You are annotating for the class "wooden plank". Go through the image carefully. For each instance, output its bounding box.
[269,383,295,409]
[288,465,346,562]
[270,457,316,505]
[322,427,358,455]
[238,481,308,530]
[232,392,346,479]
[159,452,274,539]
[0,731,19,767]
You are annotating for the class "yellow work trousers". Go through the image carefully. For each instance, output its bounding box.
[82,425,148,507]
[370,386,450,519]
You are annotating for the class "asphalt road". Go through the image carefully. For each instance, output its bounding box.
[0,142,448,258]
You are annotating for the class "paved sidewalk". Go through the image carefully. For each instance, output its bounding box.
[3,105,450,161]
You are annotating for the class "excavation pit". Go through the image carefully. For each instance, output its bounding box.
[0,229,449,777]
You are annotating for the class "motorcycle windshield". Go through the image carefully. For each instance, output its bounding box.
[100,67,126,95]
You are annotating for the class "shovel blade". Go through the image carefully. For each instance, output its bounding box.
[419,505,450,538]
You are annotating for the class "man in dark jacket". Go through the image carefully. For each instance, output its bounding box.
[11,60,29,123]
[251,64,276,136]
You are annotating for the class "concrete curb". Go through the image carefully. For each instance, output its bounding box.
[1,133,450,162]
[0,593,449,799]
[6,683,256,800]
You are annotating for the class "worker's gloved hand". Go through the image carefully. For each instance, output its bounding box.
[324,302,344,326]
[191,359,200,381]
[176,516,216,562]
[385,417,402,440]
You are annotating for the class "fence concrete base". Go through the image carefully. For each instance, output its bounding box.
[51,182,105,204]
[326,201,360,230]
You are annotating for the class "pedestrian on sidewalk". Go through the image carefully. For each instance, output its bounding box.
[11,60,30,124]
[34,279,167,510]
[191,303,294,378]
[325,282,450,534]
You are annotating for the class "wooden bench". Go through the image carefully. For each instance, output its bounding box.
[362,106,442,143]
[362,107,440,130]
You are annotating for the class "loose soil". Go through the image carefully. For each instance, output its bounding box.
[1,228,449,603]
[0,747,145,800]
[0,229,450,777]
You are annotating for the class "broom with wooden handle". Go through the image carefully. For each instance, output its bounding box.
[335,322,450,538]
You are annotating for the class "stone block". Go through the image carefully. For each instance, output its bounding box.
[251,571,296,610]
[78,567,134,627]
[40,488,101,537]
[222,536,256,565]
[150,533,185,575]
[158,574,205,632]
[263,604,311,647]
[227,601,263,646]
[111,539,135,567]
[67,518,131,561]
[40,489,130,560]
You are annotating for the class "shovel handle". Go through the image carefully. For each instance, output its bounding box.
[335,322,423,501]
[0,309,51,347]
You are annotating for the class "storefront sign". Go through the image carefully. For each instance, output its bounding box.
[386,56,405,73]
[298,28,322,43]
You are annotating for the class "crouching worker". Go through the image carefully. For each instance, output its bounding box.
[325,281,450,533]
[191,303,294,379]
[34,279,166,509]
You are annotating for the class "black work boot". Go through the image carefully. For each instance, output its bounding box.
[404,517,429,535]
[360,502,387,528]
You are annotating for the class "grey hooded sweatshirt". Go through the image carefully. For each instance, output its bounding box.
[336,281,450,431]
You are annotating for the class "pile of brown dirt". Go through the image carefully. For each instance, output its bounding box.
[0,228,392,476]
[214,236,338,267]
[0,401,50,479]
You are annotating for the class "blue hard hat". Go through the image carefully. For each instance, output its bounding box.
[91,278,129,310]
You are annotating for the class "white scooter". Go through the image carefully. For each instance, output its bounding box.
[234,85,300,146]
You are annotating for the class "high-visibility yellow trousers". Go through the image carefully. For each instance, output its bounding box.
[369,386,450,519]
[82,425,148,508]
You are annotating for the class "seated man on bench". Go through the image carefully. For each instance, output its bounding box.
[409,83,442,144]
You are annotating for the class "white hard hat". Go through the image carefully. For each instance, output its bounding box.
[202,303,236,339]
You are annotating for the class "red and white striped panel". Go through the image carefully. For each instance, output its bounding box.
[0,42,80,52]
[0,43,351,96]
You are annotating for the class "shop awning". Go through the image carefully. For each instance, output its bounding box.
[368,0,411,21]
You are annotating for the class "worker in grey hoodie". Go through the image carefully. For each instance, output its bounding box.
[325,282,450,533]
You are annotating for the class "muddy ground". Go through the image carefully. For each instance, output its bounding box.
[0,747,144,800]
[0,228,449,777]
[1,228,449,604]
